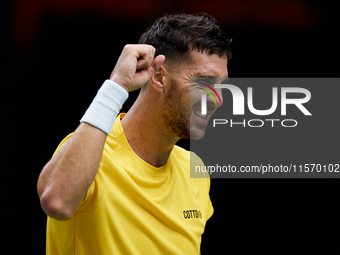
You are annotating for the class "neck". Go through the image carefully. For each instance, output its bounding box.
[121,92,179,168]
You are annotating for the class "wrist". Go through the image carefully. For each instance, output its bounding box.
[80,80,129,135]
[109,76,129,92]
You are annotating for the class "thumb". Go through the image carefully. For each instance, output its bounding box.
[148,55,166,76]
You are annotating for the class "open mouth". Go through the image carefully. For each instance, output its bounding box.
[193,101,216,119]
[194,109,207,119]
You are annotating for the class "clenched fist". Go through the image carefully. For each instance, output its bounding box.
[110,44,165,92]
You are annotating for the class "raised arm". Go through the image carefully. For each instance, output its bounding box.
[37,45,165,221]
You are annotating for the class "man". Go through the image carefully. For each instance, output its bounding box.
[37,13,231,254]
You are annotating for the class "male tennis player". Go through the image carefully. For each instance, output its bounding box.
[38,13,231,254]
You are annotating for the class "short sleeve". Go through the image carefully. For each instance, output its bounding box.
[77,179,100,212]
[52,133,73,157]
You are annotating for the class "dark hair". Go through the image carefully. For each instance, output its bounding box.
[139,13,232,65]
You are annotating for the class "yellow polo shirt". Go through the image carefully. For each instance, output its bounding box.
[46,113,213,255]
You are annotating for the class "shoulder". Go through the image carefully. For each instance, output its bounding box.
[171,145,190,161]
[171,146,210,179]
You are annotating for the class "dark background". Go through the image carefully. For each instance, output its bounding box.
[1,0,339,253]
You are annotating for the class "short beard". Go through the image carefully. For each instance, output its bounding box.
[162,80,190,139]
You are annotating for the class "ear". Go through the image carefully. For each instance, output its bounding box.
[150,65,166,94]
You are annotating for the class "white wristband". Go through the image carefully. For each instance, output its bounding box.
[80,79,129,135]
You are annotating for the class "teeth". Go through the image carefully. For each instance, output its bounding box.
[194,110,207,119]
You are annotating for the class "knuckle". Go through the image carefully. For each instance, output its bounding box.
[123,44,133,50]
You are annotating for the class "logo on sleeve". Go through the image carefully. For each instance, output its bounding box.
[183,210,202,219]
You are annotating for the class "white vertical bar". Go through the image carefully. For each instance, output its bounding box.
[201,94,207,116]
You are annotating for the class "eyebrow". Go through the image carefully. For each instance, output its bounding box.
[193,74,229,84]
[194,73,218,79]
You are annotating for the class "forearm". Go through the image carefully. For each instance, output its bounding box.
[37,123,106,220]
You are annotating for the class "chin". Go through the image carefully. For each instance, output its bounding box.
[189,128,206,140]
[189,113,210,140]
